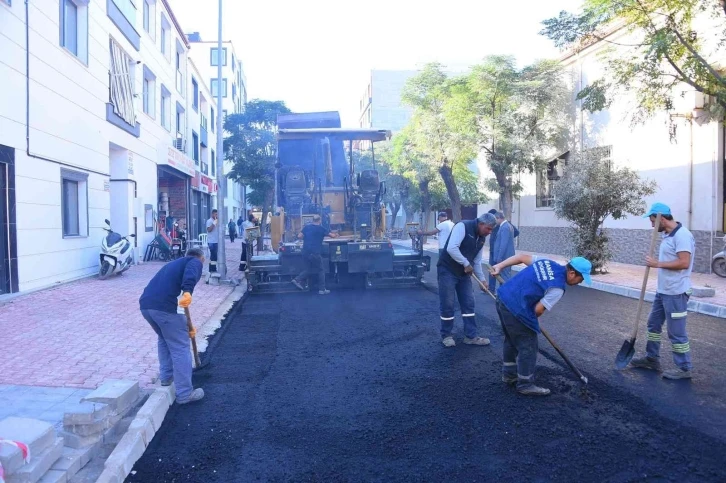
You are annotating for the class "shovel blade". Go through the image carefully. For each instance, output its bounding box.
[615,338,636,370]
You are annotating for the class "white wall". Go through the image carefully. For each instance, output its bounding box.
[0,0,209,292]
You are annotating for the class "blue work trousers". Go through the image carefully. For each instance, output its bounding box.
[646,292,693,370]
[141,309,193,401]
[437,265,477,339]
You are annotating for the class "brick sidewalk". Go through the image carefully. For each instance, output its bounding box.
[0,240,246,390]
[392,238,726,311]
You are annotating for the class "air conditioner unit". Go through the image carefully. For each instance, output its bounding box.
[175,137,185,151]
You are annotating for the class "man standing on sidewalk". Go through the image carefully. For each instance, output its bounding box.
[292,215,338,295]
[206,209,219,273]
[139,248,206,404]
[417,212,454,256]
[631,202,695,380]
[437,213,496,348]
[239,214,256,271]
[490,212,516,290]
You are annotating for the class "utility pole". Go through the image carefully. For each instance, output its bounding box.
[215,0,227,279]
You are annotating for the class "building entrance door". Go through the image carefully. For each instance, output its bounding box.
[0,163,8,294]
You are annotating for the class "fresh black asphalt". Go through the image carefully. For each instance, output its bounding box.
[129,253,726,482]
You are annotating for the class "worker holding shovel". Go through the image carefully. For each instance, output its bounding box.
[630,203,695,380]
[139,247,206,404]
[490,254,592,396]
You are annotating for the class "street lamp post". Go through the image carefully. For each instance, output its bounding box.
[215,0,227,279]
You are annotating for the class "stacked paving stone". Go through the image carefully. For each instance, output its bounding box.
[60,381,140,452]
[0,381,142,483]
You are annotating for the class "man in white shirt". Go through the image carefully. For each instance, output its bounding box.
[206,209,219,273]
[436,213,496,348]
[418,212,455,256]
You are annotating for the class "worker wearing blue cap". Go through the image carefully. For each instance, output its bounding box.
[490,254,592,396]
[631,203,695,379]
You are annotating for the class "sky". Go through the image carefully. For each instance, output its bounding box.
[168,0,583,125]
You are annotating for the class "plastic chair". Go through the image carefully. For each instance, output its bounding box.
[198,234,209,257]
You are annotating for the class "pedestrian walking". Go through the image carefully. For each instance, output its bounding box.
[437,213,496,348]
[291,215,338,295]
[489,212,516,290]
[139,248,206,404]
[239,214,256,271]
[228,219,237,243]
[206,209,219,273]
[237,215,244,233]
[630,202,695,379]
[417,211,455,257]
[491,254,592,396]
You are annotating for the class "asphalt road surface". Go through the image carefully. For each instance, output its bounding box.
[129,257,726,482]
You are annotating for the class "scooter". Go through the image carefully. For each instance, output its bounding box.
[712,235,726,278]
[99,219,136,280]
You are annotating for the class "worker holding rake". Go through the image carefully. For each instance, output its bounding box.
[491,254,592,396]
[140,247,206,404]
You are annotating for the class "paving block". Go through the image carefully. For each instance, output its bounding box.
[37,469,66,483]
[56,431,100,450]
[127,417,155,448]
[691,285,716,297]
[49,447,83,479]
[133,392,169,432]
[103,431,145,479]
[0,417,56,458]
[698,302,720,317]
[62,403,110,426]
[63,419,109,437]
[81,381,138,415]
[6,437,63,483]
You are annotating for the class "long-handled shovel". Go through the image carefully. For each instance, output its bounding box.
[184,307,203,369]
[477,266,588,385]
[615,213,662,369]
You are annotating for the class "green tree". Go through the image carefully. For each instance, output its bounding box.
[402,63,477,222]
[552,149,657,270]
[225,100,291,248]
[448,55,571,219]
[541,0,726,123]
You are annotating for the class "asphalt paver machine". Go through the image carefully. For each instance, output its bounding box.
[247,112,430,293]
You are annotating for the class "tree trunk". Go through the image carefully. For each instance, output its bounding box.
[419,179,431,231]
[439,164,462,222]
[494,169,514,220]
[258,190,273,251]
[389,201,401,228]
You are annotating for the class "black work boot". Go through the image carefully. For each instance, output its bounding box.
[630,356,662,372]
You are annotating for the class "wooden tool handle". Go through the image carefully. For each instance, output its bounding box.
[483,263,506,284]
[630,213,662,339]
[184,307,202,368]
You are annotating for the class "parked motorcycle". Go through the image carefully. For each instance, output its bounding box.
[712,235,726,278]
[99,219,136,280]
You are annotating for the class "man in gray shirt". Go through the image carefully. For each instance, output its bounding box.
[631,203,695,379]
[490,212,516,290]
[206,209,219,273]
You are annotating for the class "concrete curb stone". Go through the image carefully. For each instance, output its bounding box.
[102,431,145,480]
[133,391,169,432]
[7,437,63,483]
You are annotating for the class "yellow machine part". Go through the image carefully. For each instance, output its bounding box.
[271,209,284,253]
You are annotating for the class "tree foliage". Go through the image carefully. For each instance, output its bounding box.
[225,100,291,247]
[225,100,291,207]
[446,55,571,219]
[541,0,726,123]
[401,63,477,222]
[552,150,657,270]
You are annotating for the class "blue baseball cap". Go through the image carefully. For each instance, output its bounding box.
[569,257,592,286]
[643,202,671,218]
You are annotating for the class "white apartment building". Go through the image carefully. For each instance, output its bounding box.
[0,0,219,294]
[483,21,725,273]
[186,33,248,225]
